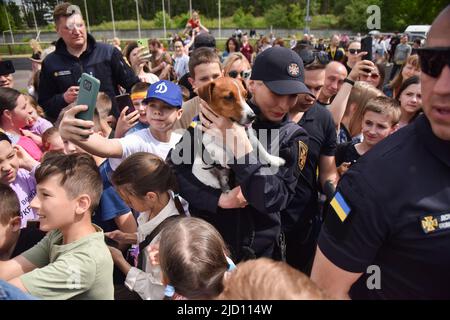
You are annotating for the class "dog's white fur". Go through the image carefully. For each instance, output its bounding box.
[192,79,285,192]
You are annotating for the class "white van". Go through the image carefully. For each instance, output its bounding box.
[404,25,431,37]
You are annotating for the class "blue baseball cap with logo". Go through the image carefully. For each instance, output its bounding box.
[250,46,313,96]
[142,80,183,108]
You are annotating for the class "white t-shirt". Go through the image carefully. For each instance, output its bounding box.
[109,129,182,170]
[173,54,190,80]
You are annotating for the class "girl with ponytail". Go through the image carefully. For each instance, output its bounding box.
[105,152,186,300]
[158,216,236,300]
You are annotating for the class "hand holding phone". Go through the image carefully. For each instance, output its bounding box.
[75,73,100,121]
[115,94,135,115]
[105,235,120,248]
[361,36,373,62]
[137,38,147,47]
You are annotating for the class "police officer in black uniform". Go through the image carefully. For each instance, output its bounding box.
[311,6,450,299]
[168,47,311,261]
[282,49,338,274]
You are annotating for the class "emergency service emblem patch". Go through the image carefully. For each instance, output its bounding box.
[421,216,438,233]
[298,141,308,170]
[287,63,300,77]
[420,213,450,234]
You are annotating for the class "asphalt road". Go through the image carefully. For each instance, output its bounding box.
[7,57,32,92]
[9,57,32,71]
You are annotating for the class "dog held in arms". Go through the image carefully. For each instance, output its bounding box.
[193,77,285,192]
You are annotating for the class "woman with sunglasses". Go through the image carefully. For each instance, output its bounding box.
[223,52,252,88]
[359,63,385,90]
[344,41,364,74]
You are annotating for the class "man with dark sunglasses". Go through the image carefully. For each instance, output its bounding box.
[299,49,330,67]
[311,6,450,299]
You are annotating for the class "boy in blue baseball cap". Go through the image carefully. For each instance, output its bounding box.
[58,80,184,169]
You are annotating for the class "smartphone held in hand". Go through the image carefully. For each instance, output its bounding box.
[116,93,135,115]
[361,36,373,62]
[75,73,101,121]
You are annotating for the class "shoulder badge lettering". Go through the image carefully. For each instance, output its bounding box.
[54,70,72,77]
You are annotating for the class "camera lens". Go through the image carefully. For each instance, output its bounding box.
[84,80,92,91]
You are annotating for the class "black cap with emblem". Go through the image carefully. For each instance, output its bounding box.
[250,46,313,96]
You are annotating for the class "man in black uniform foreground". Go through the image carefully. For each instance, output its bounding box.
[311,5,450,299]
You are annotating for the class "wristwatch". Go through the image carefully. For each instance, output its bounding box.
[344,78,355,86]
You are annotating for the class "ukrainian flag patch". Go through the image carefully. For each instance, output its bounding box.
[330,191,351,222]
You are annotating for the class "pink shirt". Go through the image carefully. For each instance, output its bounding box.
[17,136,42,161]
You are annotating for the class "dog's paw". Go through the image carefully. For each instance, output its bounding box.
[268,156,286,167]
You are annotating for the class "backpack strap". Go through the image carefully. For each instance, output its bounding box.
[137,215,179,270]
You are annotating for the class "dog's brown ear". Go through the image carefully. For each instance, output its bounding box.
[236,78,248,97]
[197,81,215,105]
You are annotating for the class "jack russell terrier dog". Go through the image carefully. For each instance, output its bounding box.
[192,77,286,192]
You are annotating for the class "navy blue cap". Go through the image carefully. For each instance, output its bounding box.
[143,80,183,108]
[250,47,312,96]
[193,33,216,50]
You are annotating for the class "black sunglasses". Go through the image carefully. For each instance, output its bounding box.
[299,50,330,66]
[348,48,362,55]
[228,70,252,79]
[416,47,450,78]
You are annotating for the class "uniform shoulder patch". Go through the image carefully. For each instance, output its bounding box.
[298,141,308,170]
[330,191,351,222]
[420,213,450,234]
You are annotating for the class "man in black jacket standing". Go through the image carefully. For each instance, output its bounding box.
[38,2,139,121]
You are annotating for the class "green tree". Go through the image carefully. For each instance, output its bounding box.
[265,3,304,29]
[0,3,8,32]
[154,10,173,28]
[379,0,448,32]
[7,1,24,30]
[232,7,256,28]
[173,12,190,29]
[341,0,382,31]
[264,4,288,28]
[286,3,304,29]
